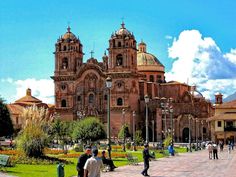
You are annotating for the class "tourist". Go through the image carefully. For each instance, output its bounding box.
[84,148,103,177]
[141,144,154,177]
[212,143,218,159]
[76,145,92,177]
[168,144,175,156]
[101,150,117,171]
[207,142,213,159]
[219,141,224,152]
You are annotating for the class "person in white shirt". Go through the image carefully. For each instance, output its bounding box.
[84,148,103,177]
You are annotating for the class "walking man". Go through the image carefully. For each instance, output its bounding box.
[84,148,103,177]
[141,144,154,177]
[212,142,218,159]
[76,145,92,177]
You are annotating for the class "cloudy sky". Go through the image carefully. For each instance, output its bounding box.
[0,0,236,104]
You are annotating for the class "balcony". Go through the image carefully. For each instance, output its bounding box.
[224,126,236,131]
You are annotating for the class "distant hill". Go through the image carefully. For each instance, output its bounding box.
[224,92,236,102]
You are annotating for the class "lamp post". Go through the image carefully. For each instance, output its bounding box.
[201,120,204,142]
[106,76,112,159]
[133,111,136,151]
[144,95,150,144]
[169,98,173,145]
[188,114,192,152]
[161,97,167,138]
[152,119,155,143]
[196,118,198,150]
[122,108,126,152]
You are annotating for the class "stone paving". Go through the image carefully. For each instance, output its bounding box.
[102,149,236,177]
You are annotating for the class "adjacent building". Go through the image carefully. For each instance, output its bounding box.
[209,93,236,143]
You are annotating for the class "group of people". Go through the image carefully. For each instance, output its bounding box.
[76,145,117,177]
[207,141,235,160]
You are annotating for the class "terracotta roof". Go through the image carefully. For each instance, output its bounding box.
[7,104,24,115]
[208,112,236,121]
[15,88,42,104]
[216,100,236,109]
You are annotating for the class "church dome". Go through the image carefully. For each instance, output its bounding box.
[137,41,164,72]
[115,22,131,36]
[62,26,77,41]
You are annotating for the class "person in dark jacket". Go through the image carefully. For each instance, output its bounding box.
[76,145,92,177]
[101,150,117,171]
[141,144,153,177]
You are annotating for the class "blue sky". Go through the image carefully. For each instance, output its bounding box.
[0,0,236,103]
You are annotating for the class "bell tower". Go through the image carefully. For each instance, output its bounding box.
[52,26,84,121]
[108,22,137,72]
[54,26,83,76]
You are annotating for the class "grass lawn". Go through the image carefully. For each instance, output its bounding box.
[5,147,187,177]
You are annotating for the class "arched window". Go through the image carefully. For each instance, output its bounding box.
[118,42,121,47]
[150,75,154,82]
[61,99,67,107]
[131,55,134,65]
[89,94,94,103]
[116,54,123,66]
[203,127,207,134]
[62,58,68,69]
[77,95,81,102]
[117,98,123,106]
[63,46,67,51]
[104,95,107,101]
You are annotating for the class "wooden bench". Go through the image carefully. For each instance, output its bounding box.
[0,154,10,171]
[126,153,138,165]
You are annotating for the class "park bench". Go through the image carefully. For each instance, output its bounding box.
[126,153,138,165]
[0,154,10,171]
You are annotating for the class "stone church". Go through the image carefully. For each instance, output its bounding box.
[51,23,214,142]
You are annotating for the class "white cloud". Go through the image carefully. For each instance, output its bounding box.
[15,78,54,104]
[0,78,54,104]
[165,35,173,40]
[166,30,236,100]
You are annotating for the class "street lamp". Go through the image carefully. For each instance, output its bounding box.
[122,108,126,152]
[144,95,150,144]
[106,76,112,159]
[195,118,198,150]
[169,99,173,146]
[161,97,167,138]
[188,114,192,152]
[133,111,136,151]
[201,120,204,142]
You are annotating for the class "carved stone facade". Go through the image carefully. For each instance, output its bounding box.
[52,23,214,142]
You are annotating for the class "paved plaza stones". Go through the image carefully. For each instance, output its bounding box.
[102,149,236,177]
[0,149,235,177]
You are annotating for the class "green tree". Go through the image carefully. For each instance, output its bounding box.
[72,117,106,144]
[134,130,144,146]
[0,97,14,137]
[163,135,172,148]
[118,124,130,151]
[16,105,52,157]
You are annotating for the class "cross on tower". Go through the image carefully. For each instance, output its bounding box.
[90,50,94,58]
[121,17,125,28]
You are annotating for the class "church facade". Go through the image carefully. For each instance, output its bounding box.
[51,23,214,142]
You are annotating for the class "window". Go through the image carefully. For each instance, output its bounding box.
[104,95,107,101]
[150,75,154,82]
[77,95,81,102]
[62,58,68,69]
[117,82,122,88]
[116,54,123,66]
[118,42,121,47]
[63,46,67,51]
[16,117,19,125]
[203,127,207,134]
[218,121,222,127]
[61,99,67,107]
[61,84,66,90]
[117,98,123,106]
[89,94,94,103]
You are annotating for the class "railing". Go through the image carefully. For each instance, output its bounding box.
[224,126,236,131]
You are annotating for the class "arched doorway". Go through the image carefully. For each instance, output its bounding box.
[182,128,190,143]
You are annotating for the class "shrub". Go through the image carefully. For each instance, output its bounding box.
[126,142,131,150]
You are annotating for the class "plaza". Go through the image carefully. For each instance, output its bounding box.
[101,149,236,177]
